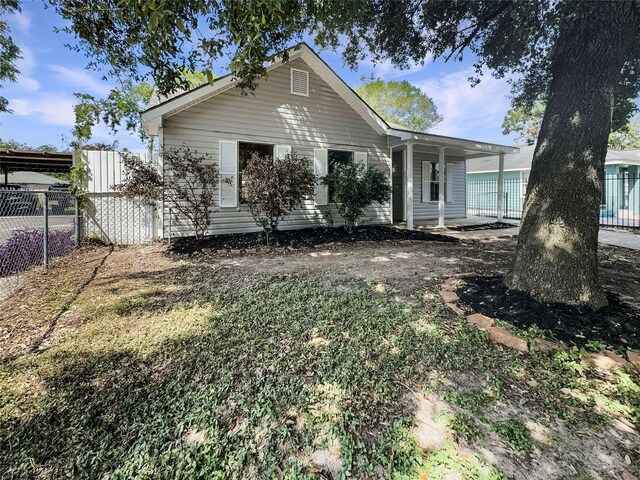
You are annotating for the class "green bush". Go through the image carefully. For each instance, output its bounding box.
[242,151,316,244]
[321,162,391,231]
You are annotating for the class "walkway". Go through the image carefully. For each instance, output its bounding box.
[411,217,640,251]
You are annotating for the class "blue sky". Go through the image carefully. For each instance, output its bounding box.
[1,2,518,152]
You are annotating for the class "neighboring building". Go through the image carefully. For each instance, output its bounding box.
[3,171,69,191]
[467,144,640,224]
[140,43,516,238]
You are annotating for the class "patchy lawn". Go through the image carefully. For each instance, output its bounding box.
[0,239,638,479]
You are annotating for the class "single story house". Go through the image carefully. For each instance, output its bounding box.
[141,43,517,238]
[467,144,640,223]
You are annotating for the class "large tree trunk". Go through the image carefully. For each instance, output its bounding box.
[507,2,640,309]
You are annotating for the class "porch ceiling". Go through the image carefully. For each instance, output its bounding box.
[388,128,519,158]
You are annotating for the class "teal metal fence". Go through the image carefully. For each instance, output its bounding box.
[467,173,640,229]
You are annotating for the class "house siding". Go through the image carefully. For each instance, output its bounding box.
[413,151,467,219]
[162,57,391,237]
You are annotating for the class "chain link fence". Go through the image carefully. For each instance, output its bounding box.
[0,189,79,299]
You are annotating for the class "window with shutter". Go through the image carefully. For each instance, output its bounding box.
[238,142,274,204]
[424,162,453,202]
[327,150,354,203]
[291,68,309,96]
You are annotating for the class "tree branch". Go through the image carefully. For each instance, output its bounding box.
[445,2,513,62]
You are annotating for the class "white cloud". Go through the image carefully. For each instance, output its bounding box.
[358,54,432,79]
[416,67,511,140]
[48,65,113,96]
[9,95,76,126]
[13,46,40,92]
[19,77,40,92]
[11,10,31,34]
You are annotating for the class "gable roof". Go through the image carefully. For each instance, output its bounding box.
[141,43,389,136]
[141,43,517,156]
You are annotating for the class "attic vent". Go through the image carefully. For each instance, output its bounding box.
[290,68,309,96]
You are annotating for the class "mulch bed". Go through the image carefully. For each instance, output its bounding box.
[170,225,456,256]
[456,275,640,351]
[447,222,515,232]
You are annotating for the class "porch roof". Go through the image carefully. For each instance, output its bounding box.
[387,126,519,158]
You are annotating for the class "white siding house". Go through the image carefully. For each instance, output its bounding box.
[142,43,517,239]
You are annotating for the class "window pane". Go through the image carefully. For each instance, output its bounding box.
[238,142,274,203]
[328,150,353,173]
[328,150,353,202]
[430,182,439,202]
[429,162,449,202]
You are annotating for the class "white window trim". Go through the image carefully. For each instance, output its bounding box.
[290,68,310,97]
[519,170,528,199]
[327,149,358,204]
[237,140,276,206]
[425,161,454,204]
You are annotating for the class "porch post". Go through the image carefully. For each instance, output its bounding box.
[497,152,505,222]
[389,147,394,225]
[438,146,445,228]
[406,143,414,230]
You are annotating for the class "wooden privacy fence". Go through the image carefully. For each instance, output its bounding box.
[77,150,156,245]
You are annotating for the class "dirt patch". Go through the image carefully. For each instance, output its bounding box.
[169,225,456,256]
[456,275,640,351]
[0,243,184,360]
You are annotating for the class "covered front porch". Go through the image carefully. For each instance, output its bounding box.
[388,127,518,229]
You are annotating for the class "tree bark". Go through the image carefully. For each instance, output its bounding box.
[507,1,640,309]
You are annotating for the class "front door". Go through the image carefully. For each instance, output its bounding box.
[392,151,404,222]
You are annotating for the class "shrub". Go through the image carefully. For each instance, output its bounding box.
[115,147,222,240]
[321,162,391,231]
[0,229,75,277]
[242,151,316,244]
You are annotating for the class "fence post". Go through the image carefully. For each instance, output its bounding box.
[505,191,509,219]
[75,196,81,246]
[43,192,49,268]
[497,153,505,222]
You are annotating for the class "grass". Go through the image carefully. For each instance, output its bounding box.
[1,258,639,479]
[491,419,533,454]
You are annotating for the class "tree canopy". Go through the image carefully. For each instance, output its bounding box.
[0,138,63,152]
[0,0,21,113]
[45,1,640,120]
[73,72,208,146]
[354,79,441,132]
[503,101,640,150]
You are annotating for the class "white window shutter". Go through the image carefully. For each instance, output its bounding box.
[355,151,367,169]
[422,161,430,203]
[219,140,238,208]
[275,145,292,162]
[446,162,454,202]
[314,148,329,206]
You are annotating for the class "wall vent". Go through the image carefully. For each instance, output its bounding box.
[290,68,309,96]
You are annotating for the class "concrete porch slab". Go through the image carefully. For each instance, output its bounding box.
[395,216,640,249]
